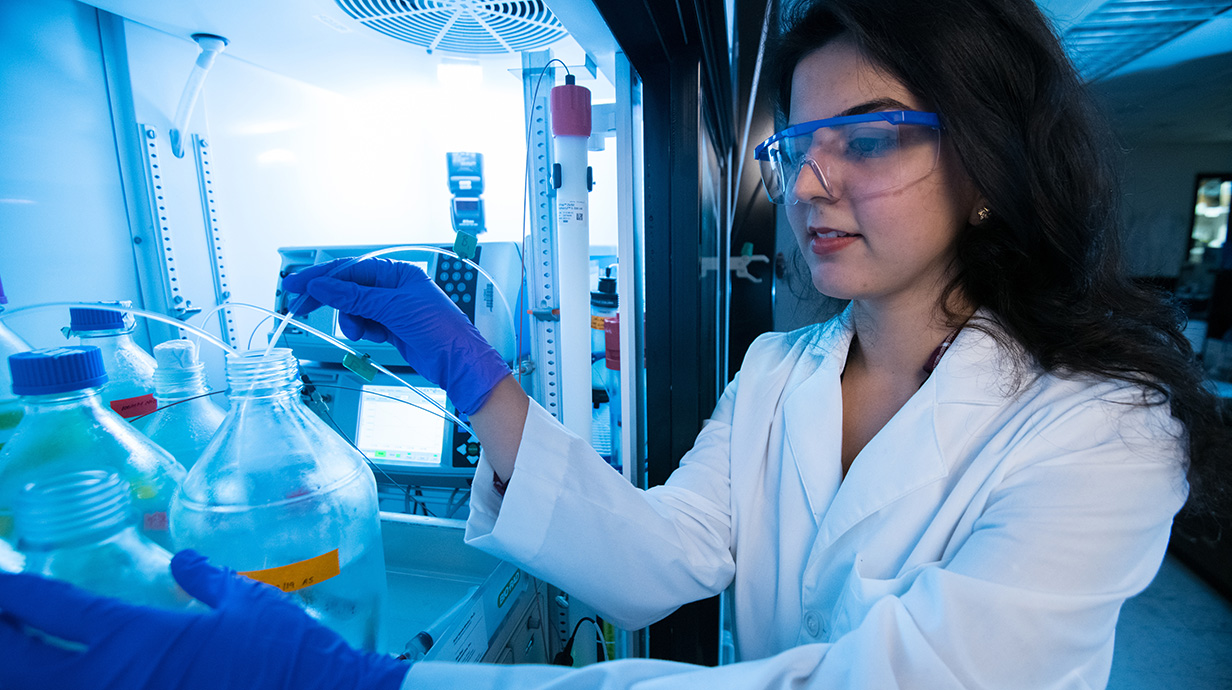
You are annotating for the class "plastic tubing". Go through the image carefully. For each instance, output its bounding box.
[0,302,233,354]
[1,301,471,438]
[261,244,514,359]
[219,302,471,432]
[170,34,228,158]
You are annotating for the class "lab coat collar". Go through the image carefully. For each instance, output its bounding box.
[781,308,1023,542]
[780,311,853,527]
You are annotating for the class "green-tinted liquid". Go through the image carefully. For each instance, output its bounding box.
[0,403,23,454]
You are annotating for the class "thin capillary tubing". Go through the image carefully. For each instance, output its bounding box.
[212,302,471,432]
[0,302,233,353]
[261,245,513,359]
[0,301,468,431]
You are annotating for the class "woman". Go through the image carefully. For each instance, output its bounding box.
[0,0,1226,688]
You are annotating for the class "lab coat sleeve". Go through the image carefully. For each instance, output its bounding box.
[464,379,740,630]
[422,387,1186,690]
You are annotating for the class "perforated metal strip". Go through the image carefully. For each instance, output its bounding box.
[193,135,237,347]
[523,51,561,420]
[139,125,187,317]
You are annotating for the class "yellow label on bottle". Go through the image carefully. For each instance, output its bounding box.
[591,316,607,330]
[239,549,341,593]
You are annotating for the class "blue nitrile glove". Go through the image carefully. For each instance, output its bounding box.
[282,257,511,415]
[0,550,409,690]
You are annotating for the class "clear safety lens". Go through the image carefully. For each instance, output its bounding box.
[757,113,941,205]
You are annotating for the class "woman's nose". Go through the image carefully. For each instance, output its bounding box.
[789,158,837,205]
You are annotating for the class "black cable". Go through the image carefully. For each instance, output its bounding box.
[517,58,571,386]
[297,382,452,417]
[299,372,410,493]
[552,616,598,666]
[127,389,229,422]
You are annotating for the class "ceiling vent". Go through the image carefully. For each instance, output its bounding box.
[1063,0,1232,81]
[334,0,569,55]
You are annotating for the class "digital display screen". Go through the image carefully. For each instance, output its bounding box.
[355,384,449,468]
[332,260,430,340]
[454,199,480,213]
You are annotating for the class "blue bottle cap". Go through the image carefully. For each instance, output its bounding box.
[69,306,127,332]
[9,347,109,396]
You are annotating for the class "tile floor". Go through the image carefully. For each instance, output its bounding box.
[1109,553,1232,689]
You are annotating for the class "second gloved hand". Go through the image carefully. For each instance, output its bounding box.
[282,257,511,415]
[0,550,409,690]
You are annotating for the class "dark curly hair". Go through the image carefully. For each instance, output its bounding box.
[770,0,1231,515]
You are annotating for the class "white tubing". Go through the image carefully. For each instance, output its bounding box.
[170,34,228,158]
[220,303,471,432]
[0,302,233,353]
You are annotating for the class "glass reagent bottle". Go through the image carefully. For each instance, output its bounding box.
[16,469,190,609]
[0,346,185,552]
[70,305,158,420]
[171,348,387,651]
[0,274,31,452]
[134,340,226,470]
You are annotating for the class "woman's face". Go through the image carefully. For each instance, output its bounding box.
[785,36,982,309]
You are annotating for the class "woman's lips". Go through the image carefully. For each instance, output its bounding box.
[809,228,860,255]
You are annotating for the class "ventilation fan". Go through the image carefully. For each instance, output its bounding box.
[334,0,569,54]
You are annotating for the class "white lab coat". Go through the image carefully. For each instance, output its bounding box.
[404,310,1188,689]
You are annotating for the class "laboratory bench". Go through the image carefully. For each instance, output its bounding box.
[378,512,553,664]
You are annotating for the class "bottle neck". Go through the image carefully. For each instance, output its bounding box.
[225,348,302,401]
[76,328,134,342]
[153,366,211,402]
[76,330,136,361]
[20,387,104,412]
[14,470,131,550]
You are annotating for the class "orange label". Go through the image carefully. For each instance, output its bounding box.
[110,394,157,419]
[590,316,607,330]
[239,550,341,593]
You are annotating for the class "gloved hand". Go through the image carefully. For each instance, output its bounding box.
[0,550,409,690]
[282,258,511,415]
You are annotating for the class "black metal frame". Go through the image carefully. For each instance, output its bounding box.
[589,0,734,666]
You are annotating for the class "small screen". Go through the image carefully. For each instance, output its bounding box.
[454,199,480,213]
[355,384,449,468]
[332,260,430,340]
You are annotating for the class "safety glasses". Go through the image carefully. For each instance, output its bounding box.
[754,111,942,205]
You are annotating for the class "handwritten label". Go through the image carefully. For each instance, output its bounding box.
[110,394,157,419]
[453,232,478,260]
[239,549,341,593]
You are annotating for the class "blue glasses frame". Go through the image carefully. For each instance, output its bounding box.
[754,110,942,161]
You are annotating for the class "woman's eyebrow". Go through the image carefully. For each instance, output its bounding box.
[834,97,914,118]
